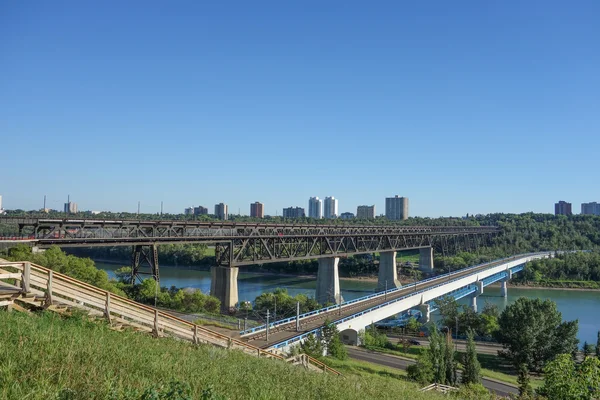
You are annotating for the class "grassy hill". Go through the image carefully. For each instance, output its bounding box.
[0,311,444,400]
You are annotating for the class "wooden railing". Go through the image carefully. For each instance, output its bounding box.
[0,260,340,375]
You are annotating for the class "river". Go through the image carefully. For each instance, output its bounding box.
[97,262,600,345]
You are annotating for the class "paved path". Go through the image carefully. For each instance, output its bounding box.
[387,335,502,356]
[346,346,518,397]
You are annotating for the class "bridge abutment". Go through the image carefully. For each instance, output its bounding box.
[419,247,434,271]
[316,257,343,304]
[378,251,401,291]
[210,266,239,313]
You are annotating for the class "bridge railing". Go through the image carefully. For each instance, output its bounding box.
[270,253,549,349]
[0,260,340,375]
[240,253,539,336]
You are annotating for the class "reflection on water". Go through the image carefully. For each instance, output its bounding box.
[97,261,600,344]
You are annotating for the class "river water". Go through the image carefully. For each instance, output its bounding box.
[97,262,600,345]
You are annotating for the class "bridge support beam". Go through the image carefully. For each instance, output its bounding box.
[417,304,430,324]
[501,280,508,298]
[211,266,239,313]
[316,257,343,304]
[378,251,401,291]
[419,247,434,271]
[131,244,160,284]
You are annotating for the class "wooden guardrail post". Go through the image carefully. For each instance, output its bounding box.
[45,270,53,307]
[105,292,112,324]
[21,262,31,294]
[193,325,199,344]
[153,309,160,337]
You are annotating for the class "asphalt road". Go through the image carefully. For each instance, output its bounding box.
[387,335,502,356]
[346,347,518,397]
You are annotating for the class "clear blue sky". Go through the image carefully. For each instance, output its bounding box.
[2,1,598,217]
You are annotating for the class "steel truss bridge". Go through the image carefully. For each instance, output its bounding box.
[1,217,500,282]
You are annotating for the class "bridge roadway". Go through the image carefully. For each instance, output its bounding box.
[243,253,548,349]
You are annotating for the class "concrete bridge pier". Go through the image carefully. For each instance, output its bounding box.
[471,295,478,312]
[210,266,239,313]
[378,251,401,291]
[417,303,430,324]
[315,257,343,304]
[501,280,508,297]
[419,247,434,271]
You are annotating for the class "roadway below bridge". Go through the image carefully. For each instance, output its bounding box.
[243,255,527,348]
[346,346,518,397]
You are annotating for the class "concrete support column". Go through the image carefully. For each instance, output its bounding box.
[471,295,478,312]
[419,247,434,271]
[315,257,343,304]
[477,281,484,295]
[417,304,430,324]
[210,266,239,313]
[378,251,401,291]
[501,280,508,298]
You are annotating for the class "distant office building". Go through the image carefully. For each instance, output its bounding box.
[184,207,194,215]
[308,197,323,219]
[64,202,78,214]
[581,202,600,216]
[250,202,264,218]
[340,212,354,219]
[555,201,572,216]
[283,207,305,218]
[385,195,408,220]
[194,206,208,215]
[357,205,376,219]
[324,196,339,219]
[215,203,228,220]
[0,195,3,214]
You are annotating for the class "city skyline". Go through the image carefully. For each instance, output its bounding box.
[2,2,599,216]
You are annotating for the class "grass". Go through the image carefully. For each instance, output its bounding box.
[194,318,237,330]
[321,357,407,380]
[0,310,445,400]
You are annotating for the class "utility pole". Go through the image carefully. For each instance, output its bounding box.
[160,201,163,216]
[296,301,300,332]
[137,201,140,216]
[266,309,270,342]
[385,280,388,300]
[274,296,277,321]
[455,315,459,344]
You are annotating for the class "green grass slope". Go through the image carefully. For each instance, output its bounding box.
[0,311,443,400]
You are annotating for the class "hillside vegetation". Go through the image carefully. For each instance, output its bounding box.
[0,311,444,400]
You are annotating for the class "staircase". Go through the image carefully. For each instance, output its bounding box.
[0,259,340,376]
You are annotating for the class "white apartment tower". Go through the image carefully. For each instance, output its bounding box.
[308,197,323,219]
[324,196,339,219]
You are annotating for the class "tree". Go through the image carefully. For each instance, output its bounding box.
[517,364,533,398]
[462,329,481,385]
[538,354,600,400]
[301,333,322,358]
[494,297,579,372]
[597,331,600,357]
[407,350,434,385]
[321,320,347,360]
[444,332,457,386]
[583,342,596,358]
[434,296,460,330]
[405,317,422,333]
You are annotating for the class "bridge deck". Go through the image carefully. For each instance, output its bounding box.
[244,256,523,349]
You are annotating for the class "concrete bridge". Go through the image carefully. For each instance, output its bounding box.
[0,217,498,311]
[239,252,552,351]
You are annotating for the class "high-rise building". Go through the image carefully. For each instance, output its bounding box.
[324,196,339,219]
[194,206,208,215]
[64,201,78,214]
[0,194,4,214]
[356,205,376,219]
[283,207,305,218]
[184,207,194,215]
[340,212,354,219]
[581,202,600,216]
[555,201,572,216]
[385,195,408,220]
[215,203,228,220]
[250,202,264,218]
[308,197,323,219]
